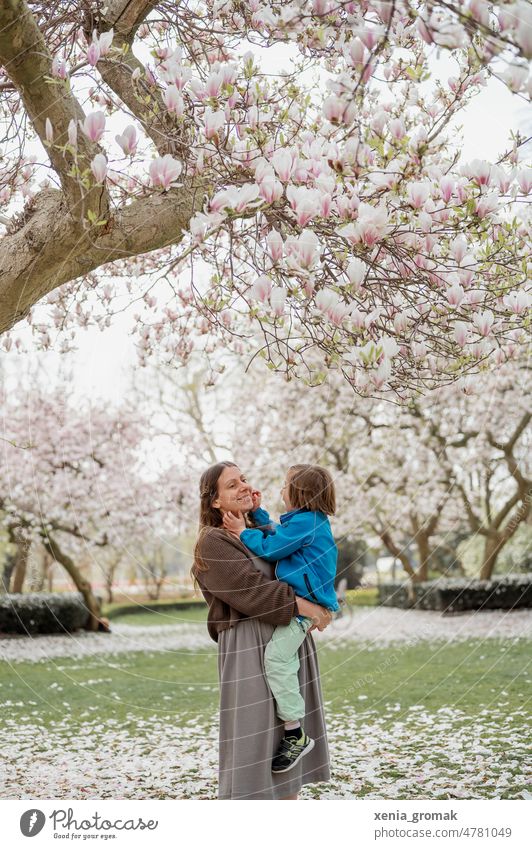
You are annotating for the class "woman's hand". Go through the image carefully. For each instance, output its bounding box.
[251,489,262,510]
[222,510,246,537]
[295,597,333,631]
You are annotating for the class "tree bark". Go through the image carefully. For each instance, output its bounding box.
[41,533,102,631]
[9,526,31,593]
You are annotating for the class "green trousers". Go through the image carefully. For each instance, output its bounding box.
[264,616,313,722]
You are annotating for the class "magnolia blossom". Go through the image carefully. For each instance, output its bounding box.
[51,56,67,79]
[284,229,321,270]
[250,275,272,302]
[346,258,367,287]
[271,148,295,182]
[149,154,182,189]
[270,286,287,316]
[163,85,185,116]
[408,181,431,209]
[90,154,107,183]
[115,125,137,156]
[504,291,530,315]
[266,229,283,262]
[466,159,491,187]
[446,282,465,307]
[516,168,532,195]
[204,107,225,141]
[351,202,390,246]
[80,111,106,143]
[472,310,494,337]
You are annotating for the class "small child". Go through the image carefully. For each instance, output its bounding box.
[223,463,339,774]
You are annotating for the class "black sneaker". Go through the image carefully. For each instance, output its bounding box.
[271,731,315,773]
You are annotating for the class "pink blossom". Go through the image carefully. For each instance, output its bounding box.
[323,95,345,124]
[472,310,494,336]
[94,28,114,57]
[516,168,532,195]
[346,258,367,288]
[234,183,261,212]
[446,283,465,307]
[354,202,390,246]
[51,56,68,80]
[503,291,530,314]
[250,275,272,303]
[270,286,287,316]
[408,181,431,209]
[466,159,491,187]
[163,85,185,116]
[204,107,225,140]
[389,118,406,140]
[258,175,283,203]
[266,230,283,262]
[86,42,101,67]
[450,236,468,263]
[297,229,321,269]
[115,125,137,156]
[149,154,182,189]
[453,321,469,348]
[205,71,223,98]
[272,149,294,182]
[515,1,532,58]
[90,153,107,182]
[80,111,106,142]
[440,176,454,203]
[474,192,499,219]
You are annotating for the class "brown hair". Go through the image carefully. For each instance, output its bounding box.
[287,464,336,516]
[191,461,256,580]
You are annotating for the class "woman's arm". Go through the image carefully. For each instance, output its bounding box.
[197,529,298,626]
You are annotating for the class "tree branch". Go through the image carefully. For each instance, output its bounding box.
[0,0,109,220]
[0,182,205,333]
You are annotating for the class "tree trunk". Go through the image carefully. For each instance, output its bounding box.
[414,531,430,582]
[10,528,31,593]
[480,534,505,580]
[42,534,102,631]
[1,553,16,593]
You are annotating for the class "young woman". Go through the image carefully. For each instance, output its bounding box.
[192,461,332,800]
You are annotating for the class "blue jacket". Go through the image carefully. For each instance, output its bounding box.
[240,507,339,612]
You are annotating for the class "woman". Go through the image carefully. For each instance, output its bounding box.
[192,461,333,800]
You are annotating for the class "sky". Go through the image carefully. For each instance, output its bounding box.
[1,37,530,406]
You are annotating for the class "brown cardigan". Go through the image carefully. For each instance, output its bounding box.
[192,526,298,642]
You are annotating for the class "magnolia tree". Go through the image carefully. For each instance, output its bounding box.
[152,352,530,581]
[0,0,530,397]
[0,385,183,628]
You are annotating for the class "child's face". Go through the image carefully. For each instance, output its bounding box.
[281,472,293,511]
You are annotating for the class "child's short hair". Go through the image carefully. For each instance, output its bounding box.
[287,464,336,515]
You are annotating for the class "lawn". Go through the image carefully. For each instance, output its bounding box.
[0,614,530,799]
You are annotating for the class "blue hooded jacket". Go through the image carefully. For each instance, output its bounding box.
[240,506,339,612]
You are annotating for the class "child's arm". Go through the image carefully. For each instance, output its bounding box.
[240,512,312,562]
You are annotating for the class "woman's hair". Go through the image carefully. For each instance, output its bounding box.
[287,464,336,516]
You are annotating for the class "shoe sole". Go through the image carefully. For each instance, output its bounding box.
[271,737,315,774]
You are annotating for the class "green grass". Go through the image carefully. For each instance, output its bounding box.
[108,605,208,626]
[1,638,529,730]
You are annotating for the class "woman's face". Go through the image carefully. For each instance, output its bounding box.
[212,465,253,515]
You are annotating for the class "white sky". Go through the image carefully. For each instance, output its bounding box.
[1,40,530,404]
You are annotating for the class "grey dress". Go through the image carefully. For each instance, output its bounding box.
[217,556,331,800]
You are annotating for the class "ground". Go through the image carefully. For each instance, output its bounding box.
[0,606,530,800]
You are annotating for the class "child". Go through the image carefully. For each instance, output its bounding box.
[223,463,338,774]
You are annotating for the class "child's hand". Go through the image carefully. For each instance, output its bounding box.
[251,489,262,510]
[223,510,246,536]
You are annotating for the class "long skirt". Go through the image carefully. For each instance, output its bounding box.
[217,617,331,799]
